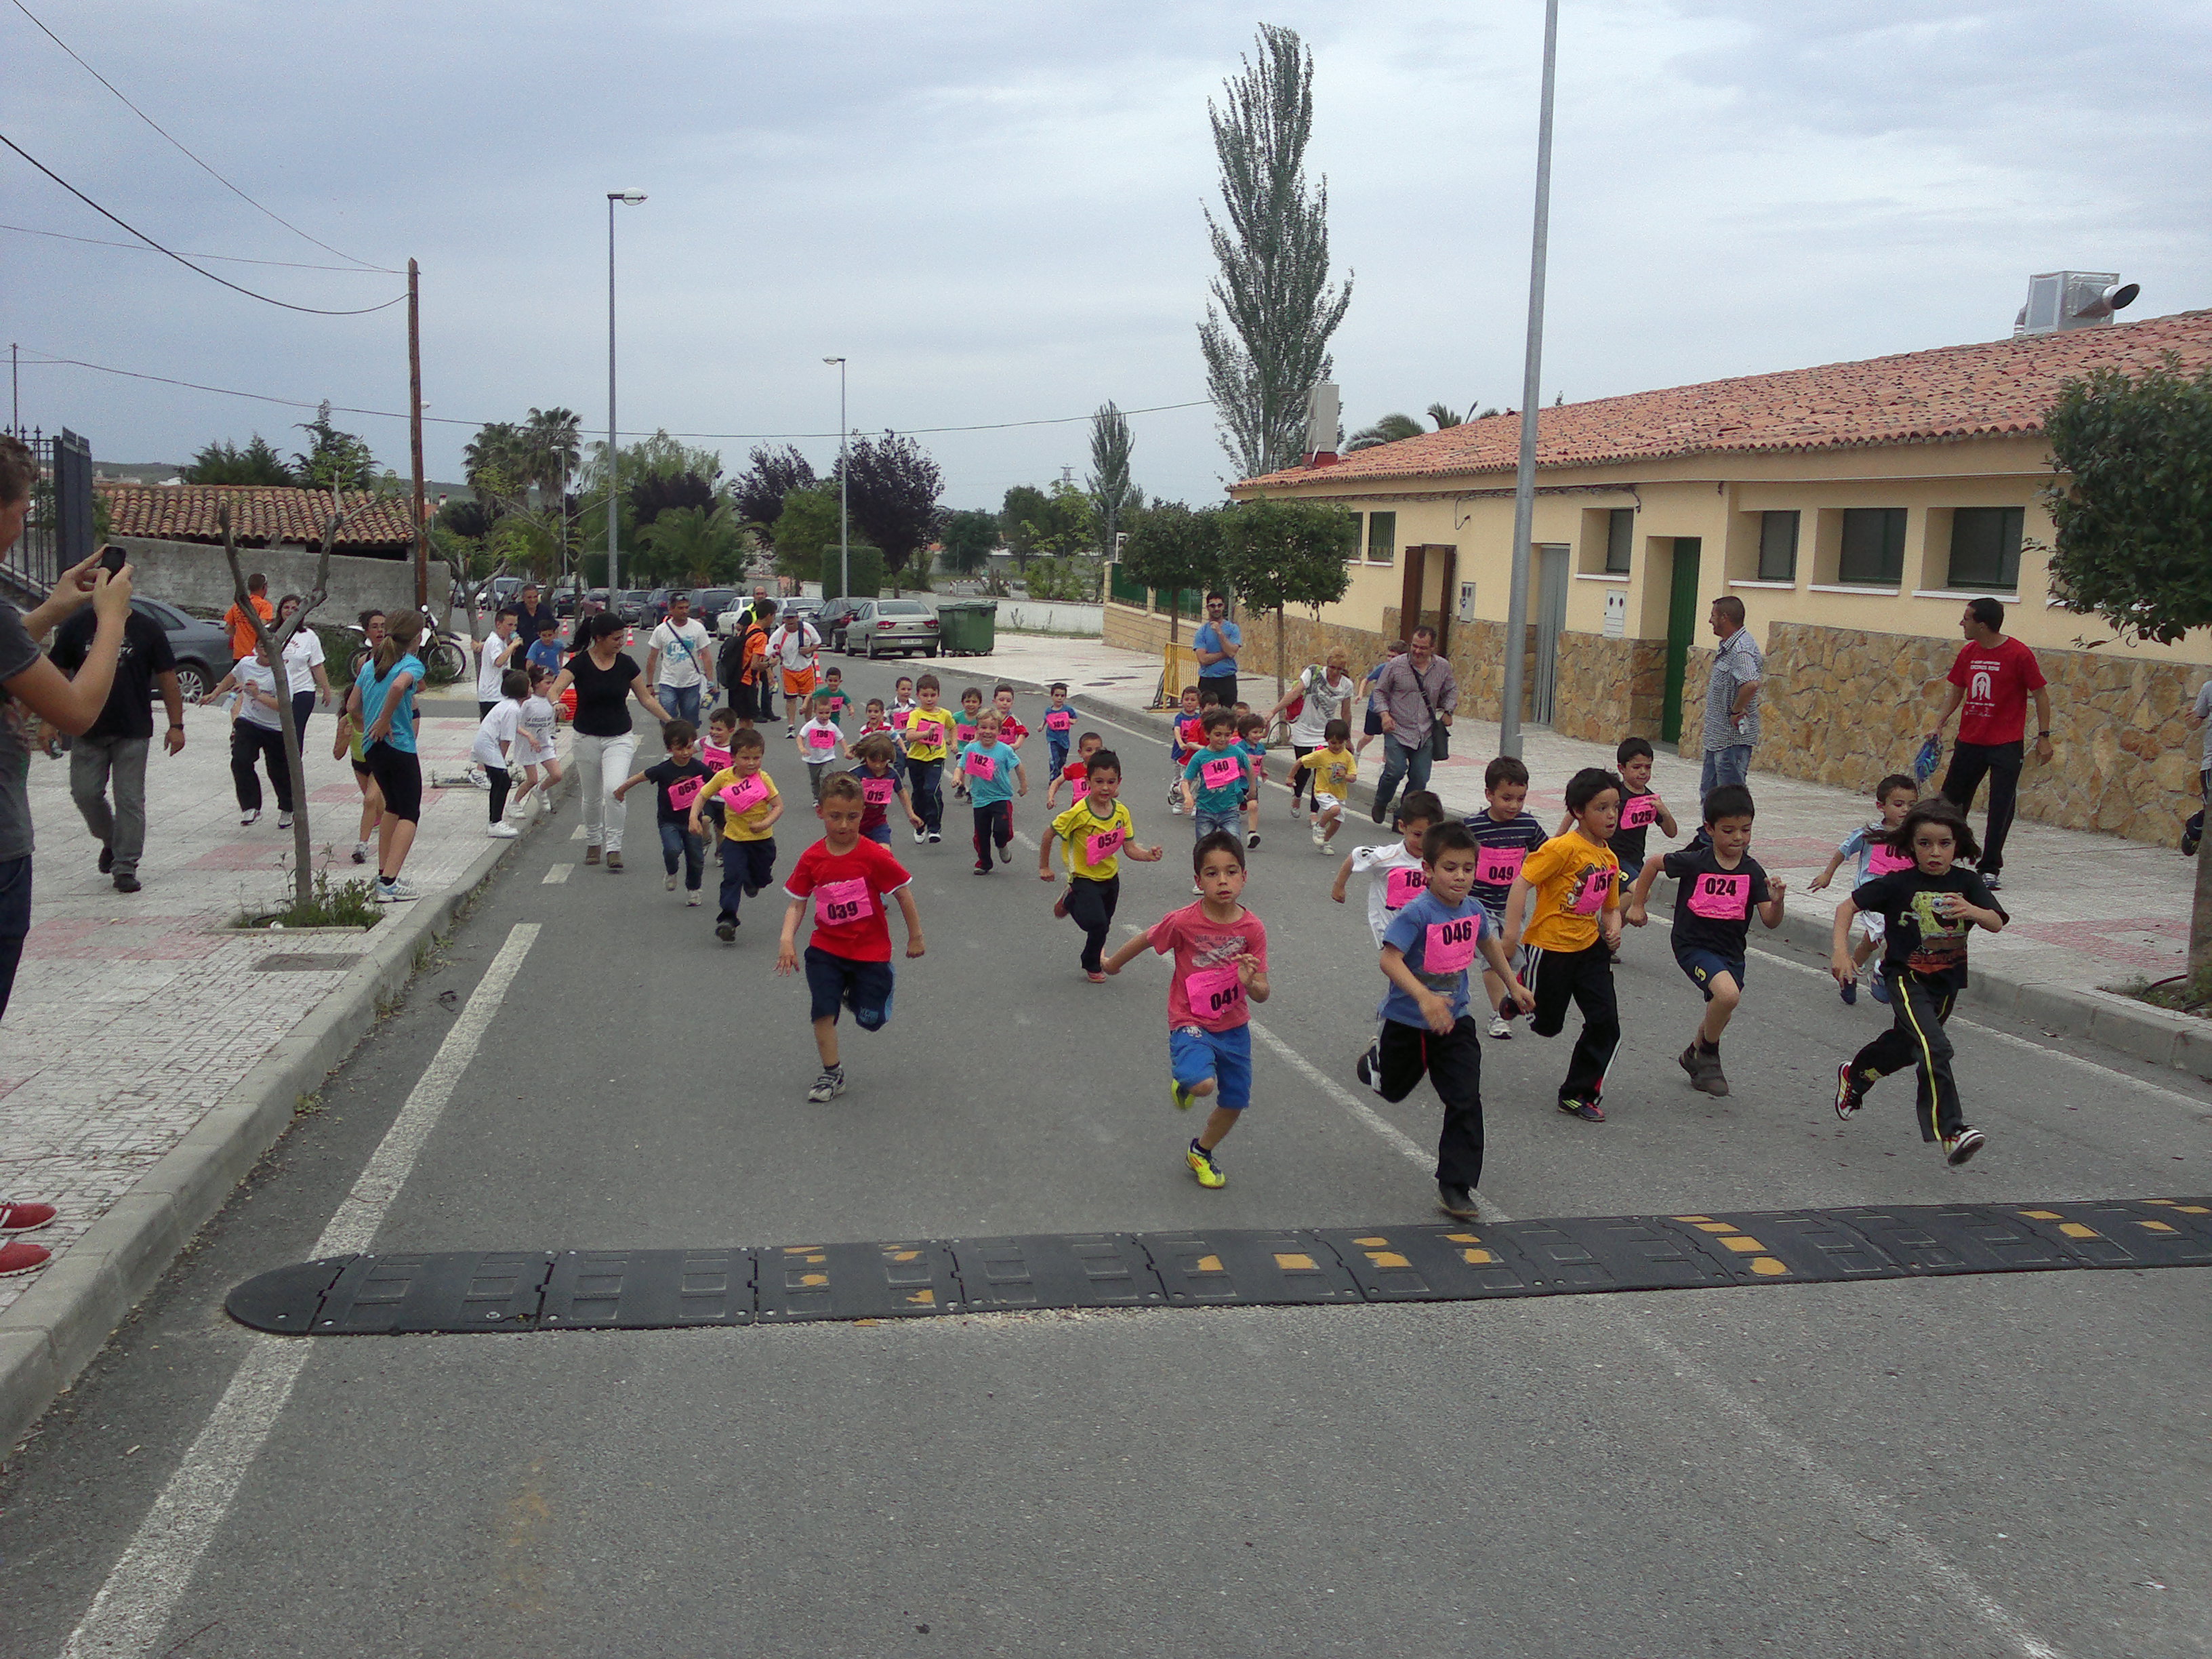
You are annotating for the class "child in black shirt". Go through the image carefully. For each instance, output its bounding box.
[1624,783,1783,1098]
[1828,798,2007,1165]
[612,720,713,903]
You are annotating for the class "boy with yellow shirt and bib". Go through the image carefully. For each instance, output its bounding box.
[1502,766,1626,1124]
[1040,747,1164,980]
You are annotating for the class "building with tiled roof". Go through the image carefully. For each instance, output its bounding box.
[97,483,416,555]
[1105,308,2212,846]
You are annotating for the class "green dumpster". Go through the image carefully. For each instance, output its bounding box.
[936,598,998,656]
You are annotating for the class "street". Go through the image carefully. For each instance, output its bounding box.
[5,655,2208,1659]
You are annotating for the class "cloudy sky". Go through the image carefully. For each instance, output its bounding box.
[7,0,2208,510]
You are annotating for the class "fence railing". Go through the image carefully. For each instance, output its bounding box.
[1,426,91,603]
[1105,562,1206,617]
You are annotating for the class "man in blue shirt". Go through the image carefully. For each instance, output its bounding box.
[1191,591,1242,710]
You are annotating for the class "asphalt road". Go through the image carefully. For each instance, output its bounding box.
[6,654,2209,1659]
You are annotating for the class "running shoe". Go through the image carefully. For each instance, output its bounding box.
[1870,975,1891,1005]
[1353,1042,1384,1095]
[0,1238,51,1278]
[1086,970,1105,983]
[1980,871,2003,892]
[487,823,520,839]
[375,877,421,904]
[1437,1185,1478,1221]
[0,1201,57,1233]
[1311,823,1328,849]
[1487,1015,1512,1040]
[585,846,600,865]
[1833,1062,1862,1120]
[912,826,926,844]
[1170,1080,1196,1111]
[113,874,141,894]
[1943,1126,1986,1166]
[665,873,678,890]
[351,840,369,865]
[928,831,942,844]
[1557,1097,1605,1122]
[1679,1045,1729,1097]
[685,892,701,906]
[1839,978,1858,1006]
[997,840,1012,864]
[241,808,261,827]
[1246,831,1260,850]
[808,1068,846,1103]
[1185,1139,1226,1189]
[716,919,738,943]
[277,812,293,830]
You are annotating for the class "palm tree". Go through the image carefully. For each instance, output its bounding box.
[523,407,582,499]
[1426,403,1466,429]
[1345,412,1422,451]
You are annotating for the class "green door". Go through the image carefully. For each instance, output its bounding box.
[1660,537,1702,743]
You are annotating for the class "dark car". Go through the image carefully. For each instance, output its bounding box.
[134,598,232,701]
[692,588,739,630]
[644,588,678,626]
[614,590,651,624]
[815,597,863,651]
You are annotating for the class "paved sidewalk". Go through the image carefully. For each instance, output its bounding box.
[975,634,2193,991]
[1,698,563,1316]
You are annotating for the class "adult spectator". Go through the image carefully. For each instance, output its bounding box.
[1267,646,1361,815]
[274,594,335,741]
[511,583,553,647]
[550,611,670,872]
[1700,596,1763,796]
[222,573,274,662]
[724,597,775,729]
[646,592,712,725]
[739,586,775,722]
[0,434,133,1277]
[1926,596,2051,893]
[766,606,822,736]
[474,607,523,718]
[1191,591,1242,709]
[1368,625,1456,821]
[203,643,295,828]
[52,593,185,893]
[2184,676,2211,857]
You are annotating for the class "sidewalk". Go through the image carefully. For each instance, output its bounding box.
[1,697,562,1321]
[977,634,2194,992]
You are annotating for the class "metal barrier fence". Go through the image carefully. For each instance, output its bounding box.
[1,426,91,602]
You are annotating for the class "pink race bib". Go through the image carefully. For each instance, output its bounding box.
[1384,866,1427,910]
[814,877,874,927]
[1184,962,1246,1021]
[1685,872,1751,920]
[890,708,911,730]
[1570,867,1614,916]
[1200,754,1243,790]
[1620,795,1660,830]
[1868,844,1913,876]
[1046,710,1074,731]
[699,743,731,769]
[806,726,836,750]
[1084,823,1128,865]
[861,775,896,806]
[1475,846,1526,888]
[963,749,996,781]
[720,774,769,815]
[667,775,705,813]
[956,723,979,745]
[1424,914,1479,975]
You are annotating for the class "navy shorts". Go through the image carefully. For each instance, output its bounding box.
[1675,946,1745,1001]
[804,944,895,1030]
[1363,706,1384,736]
[1169,1023,1253,1111]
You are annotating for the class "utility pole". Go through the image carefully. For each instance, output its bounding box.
[407,259,428,611]
[607,190,647,598]
[1498,0,1559,759]
[824,356,848,598]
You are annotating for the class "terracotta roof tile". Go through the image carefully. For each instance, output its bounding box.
[98,483,417,552]
[1243,308,2212,489]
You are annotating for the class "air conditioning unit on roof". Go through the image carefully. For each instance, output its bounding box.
[2013,272,2138,336]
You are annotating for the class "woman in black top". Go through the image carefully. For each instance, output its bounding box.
[550,612,669,871]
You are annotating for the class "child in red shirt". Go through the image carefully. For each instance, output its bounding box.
[1045,731,1104,811]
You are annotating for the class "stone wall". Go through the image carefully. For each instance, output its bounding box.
[1552,634,1668,745]
[114,537,419,620]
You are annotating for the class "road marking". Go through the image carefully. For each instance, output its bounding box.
[570,825,587,840]
[62,923,541,1659]
[541,863,571,884]
[1249,1018,1431,1174]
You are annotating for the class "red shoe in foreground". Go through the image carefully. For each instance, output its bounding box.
[1,1238,52,1277]
[0,1200,56,1233]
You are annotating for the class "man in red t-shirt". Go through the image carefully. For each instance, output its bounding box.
[1924,597,2053,890]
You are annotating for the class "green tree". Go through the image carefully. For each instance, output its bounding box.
[1345,413,1422,452]
[1197,24,1352,481]
[940,508,999,575]
[1120,499,1225,658]
[184,434,293,485]
[839,431,944,585]
[769,483,842,581]
[1221,494,1357,697]
[999,485,1050,565]
[1087,402,1143,563]
[291,402,379,490]
[638,501,746,584]
[732,443,817,547]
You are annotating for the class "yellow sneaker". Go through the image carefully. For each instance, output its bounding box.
[1185,1140,1225,1189]
[1170,1080,1195,1111]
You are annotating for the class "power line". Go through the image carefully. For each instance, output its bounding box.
[1,220,395,272]
[5,0,395,273]
[0,134,407,316]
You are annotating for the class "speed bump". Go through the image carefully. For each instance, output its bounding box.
[755,1240,962,1322]
[949,1234,1165,1311]
[1135,1230,1360,1307]
[537,1249,754,1329]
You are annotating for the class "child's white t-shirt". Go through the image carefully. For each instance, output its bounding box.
[471,700,520,768]
[798,718,842,766]
[1349,842,1427,947]
[514,696,558,766]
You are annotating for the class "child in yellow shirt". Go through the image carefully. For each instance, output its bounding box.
[1502,766,1624,1122]
[1295,719,1357,852]
[688,727,785,943]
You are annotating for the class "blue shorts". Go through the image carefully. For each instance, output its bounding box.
[1193,807,1241,841]
[803,945,895,1030]
[1675,946,1745,1001]
[1169,1023,1253,1112]
[1617,853,1645,885]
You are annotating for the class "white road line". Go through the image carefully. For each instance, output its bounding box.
[62,923,541,1659]
[570,824,587,840]
[541,863,572,884]
[1249,1018,1432,1173]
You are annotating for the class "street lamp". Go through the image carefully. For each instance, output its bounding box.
[607,189,647,598]
[823,356,848,600]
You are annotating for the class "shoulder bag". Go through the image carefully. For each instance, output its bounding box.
[1409,662,1450,761]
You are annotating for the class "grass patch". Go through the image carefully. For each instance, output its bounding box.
[237,868,382,930]
[2133,965,2212,1019]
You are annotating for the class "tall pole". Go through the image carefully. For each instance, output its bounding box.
[407,258,428,611]
[1498,0,1559,760]
[607,196,620,600]
[838,363,850,600]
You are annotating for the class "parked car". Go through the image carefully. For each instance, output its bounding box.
[644,588,677,626]
[134,597,231,700]
[691,588,739,630]
[551,581,583,617]
[843,598,940,658]
[815,597,863,651]
[614,590,651,624]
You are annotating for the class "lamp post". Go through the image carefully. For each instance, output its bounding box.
[823,356,848,600]
[1497,0,1558,760]
[606,189,646,598]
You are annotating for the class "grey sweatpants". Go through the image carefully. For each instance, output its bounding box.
[70,734,150,876]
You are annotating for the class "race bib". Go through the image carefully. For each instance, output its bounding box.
[814,877,874,927]
[699,743,731,769]
[807,726,836,750]
[1475,846,1526,888]
[1686,872,1751,920]
[1620,795,1660,830]
[908,719,945,749]
[861,775,896,806]
[667,775,705,813]
[963,749,996,781]
[1065,766,1090,792]
[890,708,912,730]
[1384,866,1427,910]
[1868,844,1914,876]
[720,773,769,815]
[1200,754,1243,791]
[956,723,979,745]
[1177,720,1204,748]
[1184,962,1246,1021]
[1424,914,1479,975]
[1045,710,1074,731]
[1084,823,1128,865]
[1570,867,1614,916]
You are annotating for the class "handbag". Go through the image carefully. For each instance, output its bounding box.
[1409,663,1450,760]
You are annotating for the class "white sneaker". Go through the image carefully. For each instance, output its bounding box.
[276,811,293,830]
[912,826,926,844]
[465,767,490,790]
[486,823,520,839]
[350,839,369,865]
[375,877,421,903]
[241,808,260,827]
[1488,1015,1513,1040]
[684,891,701,906]
[665,873,678,890]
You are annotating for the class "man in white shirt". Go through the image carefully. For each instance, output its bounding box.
[645,592,713,726]
[765,611,822,736]
[468,607,522,786]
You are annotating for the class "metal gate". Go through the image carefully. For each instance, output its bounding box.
[1530,544,1570,726]
[1,427,92,602]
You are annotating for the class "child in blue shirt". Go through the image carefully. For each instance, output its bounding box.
[1180,709,1252,854]
[956,710,1026,873]
[525,618,565,679]
[1043,681,1077,779]
[1361,821,1532,1220]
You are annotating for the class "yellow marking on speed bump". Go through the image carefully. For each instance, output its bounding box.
[799,1273,828,1287]
[907,1289,935,1306]
[1750,1257,1789,1277]
[1461,1248,1496,1265]
[1365,1252,1412,1269]
[1353,1236,1390,1248]
[1274,1253,1318,1271]
[2179,1206,2211,1215]
[2059,1223,2101,1240]
[2019,1210,2063,1221]
[1719,1235,1768,1254]
[782,1246,823,1253]
[1691,1222,1740,1234]
[1444,1232,1480,1244]
[2137,1221,2177,1233]
[1195,1255,1223,1274]
[888,1250,922,1263]
[1675,1215,1714,1223]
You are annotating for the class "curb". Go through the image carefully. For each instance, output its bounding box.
[0,777,569,1456]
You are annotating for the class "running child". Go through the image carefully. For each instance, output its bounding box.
[333,609,387,863]
[1166,684,1203,813]
[1466,756,1550,1038]
[795,689,846,800]
[1333,789,1445,1085]
[1181,710,1254,876]
[1236,712,1269,849]
[899,673,957,843]
[991,684,1029,753]
[1828,798,2005,1166]
[525,615,565,680]
[1810,773,1919,1006]
[776,773,926,1103]
[1045,731,1104,812]
[1295,719,1356,851]
[1502,766,1624,1122]
[956,710,1025,872]
[692,705,739,841]
[504,665,561,823]
[615,718,713,902]
[821,665,848,727]
[1605,736,1677,885]
[890,675,917,728]
[1040,747,1164,979]
[469,668,529,838]
[689,727,784,942]
[1042,682,1076,777]
[859,697,894,742]
[1623,783,1785,1098]
[848,733,922,845]
[1362,821,1535,1220]
[951,686,986,800]
[1103,830,1270,1191]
